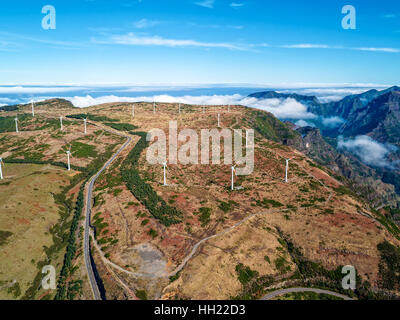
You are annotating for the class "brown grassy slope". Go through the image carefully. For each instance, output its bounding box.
[3,100,398,299]
[73,102,400,299]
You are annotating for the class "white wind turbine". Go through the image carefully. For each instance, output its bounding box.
[0,157,4,180]
[132,104,135,118]
[31,101,35,117]
[285,158,292,183]
[66,147,72,171]
[162,161,168,186]
[218,113,221,127]
[231,165,237,191]
[83,118,87,134]
[60,116,63,131]
[15,116,19,133]
[178,103,181,114]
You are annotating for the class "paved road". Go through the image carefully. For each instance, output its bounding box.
[83,125,132,300]
[261,287,353,300]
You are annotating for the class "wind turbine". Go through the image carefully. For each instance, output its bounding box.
[231,165,237,191]
[0,157,4,180]
[285,158,292,183]
[83,118,87,134]
[218,113,221,127]
[60,116,63,131]
[162,162,168,186]
[66,148,71,171]
[31,101,35,117]
[132,104,135,118]
[15,116,19,133]
[178,103,181,114]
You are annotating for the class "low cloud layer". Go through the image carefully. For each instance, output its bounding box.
[0,86,86,94]
[240,97,317,119]
[295,120,315,128]
[338,135,398,168]
[66,94,317,120]
[68,94,242,108]
[322,116,345,128]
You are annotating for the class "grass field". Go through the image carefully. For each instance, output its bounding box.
[0,163,72,299]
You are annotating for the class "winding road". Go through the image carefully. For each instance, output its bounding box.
[80,121,358,301]
[260,287,353,300]
[83,123,132,300]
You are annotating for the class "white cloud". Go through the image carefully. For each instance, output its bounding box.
[295,120,315,127]
[383,14,397,19]
[280,44,333,49]
[321,116,345,128]
[355,47,400,53]
[65,94,319,121]
[67,94,243,108]
[101,32,249,50]
[65,94,316,120]
[277,43,399,53]
[195,0,215,8]
[134,19,160,29]
[300,88,371,95]
[240,97,317,119]
[0,86,85,94]
[228,25,244,30]
[338,135,398,168]
[0,97,20,104]
[230,2,244,8]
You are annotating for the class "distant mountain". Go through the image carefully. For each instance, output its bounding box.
[338,90,400,144]
[248,90,320,104]
[248,86,400,143]
[248,86,400,207]
[287,126,399,207]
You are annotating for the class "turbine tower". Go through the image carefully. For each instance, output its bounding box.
[84,118,87,134]
[0,157,4,180]
[15,117,19,133]
[228,104,230,112]
[132,104,135,118]
[285,158,291,183]
[66,150,71,171]
[218,113,221,127]
[31,101,35,117]
[60,116,63,131]
[231,165,236,191]
[162,162,168,186]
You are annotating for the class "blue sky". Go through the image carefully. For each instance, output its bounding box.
[0,0,399,85]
